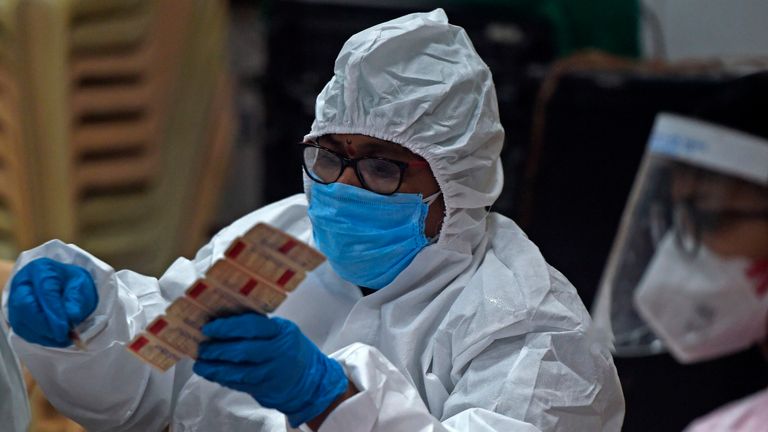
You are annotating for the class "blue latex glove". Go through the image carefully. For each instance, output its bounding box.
[194,313,349,427]
[8,258,98,348]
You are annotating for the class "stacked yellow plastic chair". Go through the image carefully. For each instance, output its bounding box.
[0,0,234,276]
[0,0,234,430]
[0,0,34,263]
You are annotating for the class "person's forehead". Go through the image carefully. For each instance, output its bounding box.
[320,134,417,159]
[671,169,768,206]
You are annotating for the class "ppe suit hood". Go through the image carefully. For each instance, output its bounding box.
[305,9,505,254]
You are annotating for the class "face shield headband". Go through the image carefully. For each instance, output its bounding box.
[592,113,768,358]
[648,113,768,186]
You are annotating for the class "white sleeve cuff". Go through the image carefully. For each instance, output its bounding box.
[3,240,123,349]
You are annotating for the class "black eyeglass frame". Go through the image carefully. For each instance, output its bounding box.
[299,142,429,195]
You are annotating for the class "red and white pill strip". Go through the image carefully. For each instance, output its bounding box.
[127,223,325,371]
[243,223,325,272]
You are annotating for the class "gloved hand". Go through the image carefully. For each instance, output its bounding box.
[193,313,349,427]
[8,257,98,348]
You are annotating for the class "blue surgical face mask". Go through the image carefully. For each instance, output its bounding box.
[307,182,440,290]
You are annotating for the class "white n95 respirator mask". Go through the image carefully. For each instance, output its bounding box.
[633,232,768,363]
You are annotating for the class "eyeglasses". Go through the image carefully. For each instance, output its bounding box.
[299,143,430,195]
[650,197,768,256]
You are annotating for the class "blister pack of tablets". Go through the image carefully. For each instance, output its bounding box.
[126,223,325,371]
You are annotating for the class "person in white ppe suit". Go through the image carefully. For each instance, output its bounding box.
[3,9,624,431]
[0,312,29,432]
[593,72,768,431]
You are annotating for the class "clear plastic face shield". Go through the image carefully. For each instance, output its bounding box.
[593,113,768,363]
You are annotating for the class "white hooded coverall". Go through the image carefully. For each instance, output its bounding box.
[4,9,624,432]
[0,311,29,432]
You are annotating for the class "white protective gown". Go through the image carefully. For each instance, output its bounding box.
[3,8,624,432]
[0,310,29,432]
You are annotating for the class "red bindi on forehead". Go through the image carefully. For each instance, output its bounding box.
[345,139,357,157]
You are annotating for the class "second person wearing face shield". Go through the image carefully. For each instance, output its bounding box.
[4,9,624,431]
[593,72,768,432]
